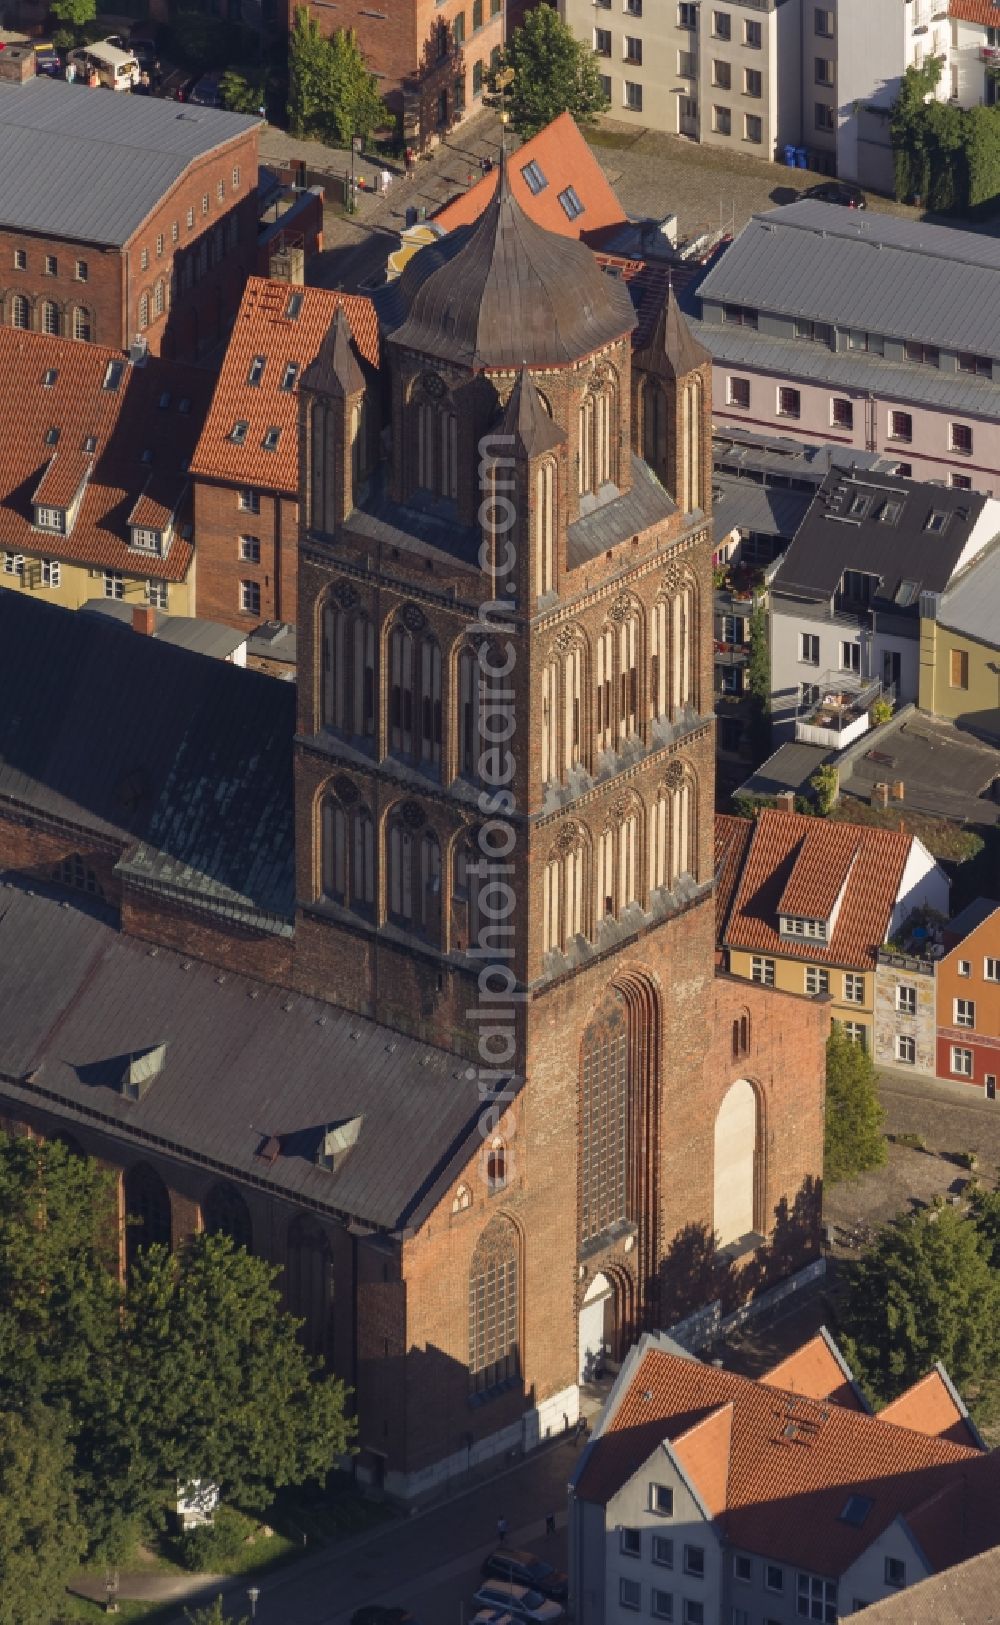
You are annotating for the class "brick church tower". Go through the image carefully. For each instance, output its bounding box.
[292,166,825,1489]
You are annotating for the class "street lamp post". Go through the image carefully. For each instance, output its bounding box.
[247,1587,261,1620]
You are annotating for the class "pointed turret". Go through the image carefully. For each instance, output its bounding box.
[634,286,710,381]
[501,370,566,460]
[301,304,367,398]
[299,304,369,537]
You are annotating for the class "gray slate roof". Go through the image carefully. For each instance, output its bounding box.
[714,426,895,483]
[773,470,988,604]
[81,599,246,662]
[936,541,1000,648]
[0,591,294,926]
[712,472,812,546]
[0,882,483,1231]
[568,455,676,568]
[0,77,258,245]
[697,200,1000,359]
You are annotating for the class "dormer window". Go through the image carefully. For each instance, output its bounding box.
[102,359,124,391]
[34,506,65,533]
[280,361,299,391]
[43,368,58,387]
[262,426,281,451]
[248,355,266,386]
[314,1115,363,1171]
[925,509,949,533]
[130,526,163,554]
[780,914,828,941]
[229,421,249,445]
[285,291,304,319]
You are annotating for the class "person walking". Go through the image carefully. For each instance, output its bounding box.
[497,1514,508,1545]
[405,145,416,179]
[380,167,392,196]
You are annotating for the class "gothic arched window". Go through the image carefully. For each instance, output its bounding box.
[73,306,92,342]
[595,626,613,755]
[541,657,559,784]
[667,578,696,716]
[563,639,582,773]
[124,1162,171,1273]
[578,395,593,495]
[714,1078,759,1246]
[543,827,586,954]
[617,609,640,738]
[598,803,641,923]
[643,378,668,482]
[285,1216,332,1358]
[580,994,629,1243]
[649,764,696,892]
[534,460,555,597]
[387,806,441,941]
[389,621,441,771]
[137,292,149,332]
[682,374,704,515]
[41,300,60,336]
[203,1183,253,1252]
[453,831,488,952]
[469,1219,520,1393]
[321,791,374,914]
[322,600,375,741]
[10,293,29,330]
[457,642,481,781]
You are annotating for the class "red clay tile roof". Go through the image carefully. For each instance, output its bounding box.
[879,1370,983,1450]
[672,1404,733,1517]
[761,1330,867,1413]
[574,1340,1000,1576]
[432,113,627,244]
[950,0,1000,24]
[189,277,379,496]
[715,813,754,945]
[778,827,860,920]
[724,808,913,970]
[0,329,209,582]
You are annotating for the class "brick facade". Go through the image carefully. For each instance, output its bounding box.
[192,480,299,628]
[0,129,259,360]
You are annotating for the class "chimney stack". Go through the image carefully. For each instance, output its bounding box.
[132,604,157,637]
[0,45,36,86]
[873,782,890,809]
[776,790,796,813]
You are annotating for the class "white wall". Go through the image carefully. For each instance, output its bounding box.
[890,839,950,935]
[601,1444,723,1625]
[839,1518,931,1613]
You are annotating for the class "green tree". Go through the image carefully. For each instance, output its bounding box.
[221,68,268,116]
[126,1234,354,1514]
[0,1405,86,1625]
[824,1025,886,1184]
[486,4,608,139]
[970,1186,1000,1267]
[745,593,771,763]
[288,10,384,144]
[48,0,96,29]
[186,1597,249,1625]
[810,762,838,815]
[838,1206,1000,1405]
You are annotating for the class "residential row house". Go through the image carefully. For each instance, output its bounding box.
[717,806,950,1052]
[0,62,260,361]
[570,1326,999,1625]
[918,536,1000,743]
[690,200,1000,495]
[875,898,1000,1092]
[0,327,211,614]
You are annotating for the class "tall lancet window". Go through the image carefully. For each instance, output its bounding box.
[322,598,375,741]
[535,460,555,597]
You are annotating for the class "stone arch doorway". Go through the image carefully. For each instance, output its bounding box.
[578,1264,635,1383]
[713,1078,764,1247]
[123,1161,171,1275]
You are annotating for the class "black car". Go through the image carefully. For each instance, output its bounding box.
[803,180,867,210]
[480,1549,569,1603]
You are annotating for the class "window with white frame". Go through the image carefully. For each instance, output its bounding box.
[650,1484,674,1516]
[624,81,643,110]
[104,571,124,600]
[782,915,827,939]
[683,1603,704,1625]
[896,985,917,1015]
[752,956,775,986]
[744,113,762,142]
[2,554,23,575]
[840,640,861,673]
[985,957,999,982]
[130,527,161,553]
[950,423,972,455]
[844,973,865,1003]
[620,1578,641,1610]
[653,1535,674,1567]
[620,1527,641,1557]
[733,1554,752,1582]
[805,966,830,995]
[41,560,60,588]
[831,397,853,429]
[843,1021,867,1048]
[797,1572,836,1622]
[238,488,260,513]
[34,506,64,532]
[145,579,167,608]
[955,998,975,1027]
[727,375,750,408]
[958,959,972,977]
[800,632,820,665]
[239,535,261,563]
[777,386,800,417]
[896,1035,916,1064]
[889,410,912,441]
[884,1557,905,1589]
[240,580,261,615]
[952,1046,973,1076]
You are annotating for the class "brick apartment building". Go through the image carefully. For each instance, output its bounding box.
[292,0,504,147]
[0,327,211,614]
[0,166,830,1495]
[189,279,379,630]
[0,60,260,361]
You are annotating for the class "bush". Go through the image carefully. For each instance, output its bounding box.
[810,763,839,815]
[177,1507,252,1573]
[870,697,893,727]
[825,1026,887,1184]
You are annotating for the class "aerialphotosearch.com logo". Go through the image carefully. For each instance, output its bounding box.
[466,429,521,1190]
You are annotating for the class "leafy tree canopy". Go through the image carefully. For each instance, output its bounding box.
[838,1205,1000,1406]
[824,1025,886,1185]
[0,1405,86,1625]
[186,1596,249,1625]
[221,68,269,116]
[48,0,96,29]
[288,10,385,145]
[486,4,608,139]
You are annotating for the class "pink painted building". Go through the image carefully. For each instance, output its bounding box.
[690,201,1000,497]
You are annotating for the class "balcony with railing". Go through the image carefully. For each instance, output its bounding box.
[794,671,885,749]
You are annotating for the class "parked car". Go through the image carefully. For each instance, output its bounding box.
[481,1550,569,1603]
[188,71,222,108]
[172,73,198,103]
[32,43,62,76]
[803,180,867,210]
[472,1581,564,1624]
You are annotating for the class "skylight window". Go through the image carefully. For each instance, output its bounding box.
[83,435,97,453]
[521,159,548,195]
[262,427,281,451]
[158,391,171,410]
[847,492,870,519]
[925,509,949,533]
[102,359,125,391]
[43,368,58,388]
[280,362,300,391]
[878,500,902,525]
[44,426,59,446]
[248,355,266,386]
[894,579,920,608]
[558,184,584,220]
[285,291,304,320]
[178,397,191,415]
[839,1495,874,1528]
[141,448,153,464]
[229,421,249,445]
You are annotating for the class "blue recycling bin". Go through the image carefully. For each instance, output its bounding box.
[795,147,808,169]
[784,144,797,167]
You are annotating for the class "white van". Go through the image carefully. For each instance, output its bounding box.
[68,41,140,90]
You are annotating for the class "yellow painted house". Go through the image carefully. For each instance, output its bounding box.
[0,328,211,619]
[919,540,1000,743]
[720,808,949,1052]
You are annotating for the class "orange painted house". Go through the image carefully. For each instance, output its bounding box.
[935,899,1000,1094]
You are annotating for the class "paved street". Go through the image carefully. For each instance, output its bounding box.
[165,1435,582,1625]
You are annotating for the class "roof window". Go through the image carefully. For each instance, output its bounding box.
[521,159,548,195]
[894,579,920,608]
[280,361,300,391]
[558,184,584,220]
[44,426,59,446]
[43,368,58,388]
[102,359,124,391]
[141,448,153,464]
[229,421,249,445]
[285,291,304,320]
[248,355,266,386]
[839,1494,874,1528]
[83,435,97,453]
[877,499,902,525]
[925,509,949,534]
[158,391,171,410]
[178,397,191,415]
[262,427,281,452]
[847,492,870,519]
